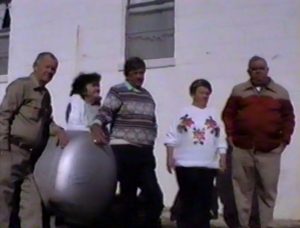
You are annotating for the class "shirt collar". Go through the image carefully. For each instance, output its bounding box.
[124,81,142,92]
[244,79,276,93]
[30,74,46,92]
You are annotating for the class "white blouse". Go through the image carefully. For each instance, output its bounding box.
[165,105,227,169]
[66,95,99,131]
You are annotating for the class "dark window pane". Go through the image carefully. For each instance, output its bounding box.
[125,1,174,60]
[0,56,8,74]
[2,7,10,29]
[0,33,9,74]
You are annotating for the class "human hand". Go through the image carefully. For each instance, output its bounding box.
[219,154,226,173]
[90,124,109,145]
[166,153,175,174]
[56,129,69,148]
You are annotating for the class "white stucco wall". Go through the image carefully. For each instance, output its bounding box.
[2,0,300,219]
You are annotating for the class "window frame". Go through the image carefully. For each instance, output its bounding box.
[0,2,10,83]
[120,0,175,70]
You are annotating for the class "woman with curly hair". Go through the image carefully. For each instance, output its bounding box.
[66,72,101,131]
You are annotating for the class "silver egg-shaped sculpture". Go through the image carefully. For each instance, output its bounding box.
[34,130,117,225]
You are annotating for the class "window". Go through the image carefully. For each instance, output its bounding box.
[0,0,10,75]
[125,0,174,61]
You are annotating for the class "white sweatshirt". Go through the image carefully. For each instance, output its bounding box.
[165,105,227,169]
[66,95,99,131]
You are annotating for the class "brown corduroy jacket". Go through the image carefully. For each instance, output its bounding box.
[222,79,295,152]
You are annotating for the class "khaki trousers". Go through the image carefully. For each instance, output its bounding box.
[218,147,260,228]
[231,145,282,228]
[0,144,43,228]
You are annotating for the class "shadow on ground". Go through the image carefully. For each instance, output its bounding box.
[161,210,300,228]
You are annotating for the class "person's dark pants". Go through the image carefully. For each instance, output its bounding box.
[175,166,217,228]
[210,184,219,219]
[111,144,164,228]
[171,183,219,222]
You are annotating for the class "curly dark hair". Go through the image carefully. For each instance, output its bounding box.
[70,72,101,97]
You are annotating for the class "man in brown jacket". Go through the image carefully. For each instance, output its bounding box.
[222,56,295,228]
[0,52,69,228]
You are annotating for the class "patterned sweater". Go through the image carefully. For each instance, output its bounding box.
[93,82,157,146]
[165,105,227,168]
[222,79,295,152]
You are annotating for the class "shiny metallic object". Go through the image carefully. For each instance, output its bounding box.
[34,130,117,225]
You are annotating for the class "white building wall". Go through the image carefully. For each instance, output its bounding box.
[2,0,299,219]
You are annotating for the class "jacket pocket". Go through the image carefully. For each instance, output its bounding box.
[19,105,41,121]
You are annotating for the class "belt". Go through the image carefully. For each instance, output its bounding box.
[10,137,34,152]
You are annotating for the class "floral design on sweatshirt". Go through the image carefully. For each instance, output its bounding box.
[177,114,219,145]
[192,127,206,144]
[205,116,220,137]
[177,114,194,133]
